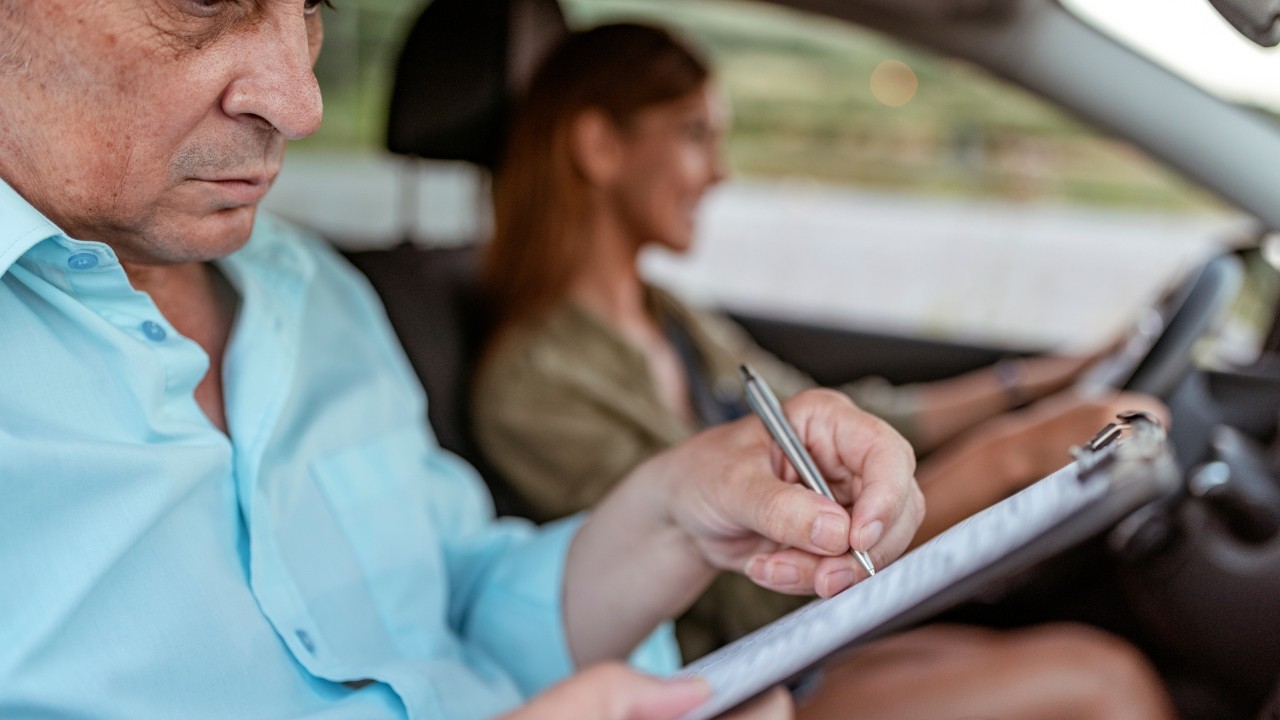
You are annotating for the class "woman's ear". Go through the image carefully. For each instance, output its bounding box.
[569,108,624,187]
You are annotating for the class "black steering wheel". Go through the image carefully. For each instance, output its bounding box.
[1075,251,1244,399]
[1095,251,1280,707]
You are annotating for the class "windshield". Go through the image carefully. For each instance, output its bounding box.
[1063,0,1280,115]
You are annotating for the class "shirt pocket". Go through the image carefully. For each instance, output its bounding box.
[309,426,452,657]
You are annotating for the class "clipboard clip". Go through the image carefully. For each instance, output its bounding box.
[1071,411,1166,481]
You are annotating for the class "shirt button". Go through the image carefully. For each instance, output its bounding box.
[295,629,316,656]
[67,252,99,270]
[140,320,167,342]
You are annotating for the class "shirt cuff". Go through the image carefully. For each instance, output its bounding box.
[629,621,682,676]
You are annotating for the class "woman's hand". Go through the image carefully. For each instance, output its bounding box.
[990,388,1171,490]
[911,387,1169,547]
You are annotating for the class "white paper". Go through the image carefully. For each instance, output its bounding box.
[676,461,1108,720]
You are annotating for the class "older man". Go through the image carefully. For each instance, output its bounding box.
[0,2,922,718]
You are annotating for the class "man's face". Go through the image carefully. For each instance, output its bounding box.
[0,0,326,264]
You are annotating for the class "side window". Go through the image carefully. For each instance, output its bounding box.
[562,0,1236,351]
[567,1,1217,209]
[285,0,1240,351]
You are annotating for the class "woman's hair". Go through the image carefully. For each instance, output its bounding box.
[483,22,711,336]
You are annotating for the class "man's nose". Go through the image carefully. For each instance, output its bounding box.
[221,14,324,140]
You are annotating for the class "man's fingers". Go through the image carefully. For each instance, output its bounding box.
[848,484,922,576]
[842,448,918,556]
[733,391,924,581]
[737,481,851,557]
[830,433,923,574]
[781,390,920,565]
[746,495,921,598]
[627,675,714,720]
[744,486,921,598]
[744,548,826,595]
[719,686,794,720]
[502,663,711,720]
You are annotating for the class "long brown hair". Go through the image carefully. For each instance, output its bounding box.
[483,22,710,339]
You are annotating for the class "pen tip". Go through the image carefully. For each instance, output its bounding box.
[738,364,756,382]
[855,550,876,576]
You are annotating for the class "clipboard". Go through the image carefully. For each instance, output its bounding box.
[676,413,1181,720]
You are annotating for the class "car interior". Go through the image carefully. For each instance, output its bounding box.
[326,0,1280,716]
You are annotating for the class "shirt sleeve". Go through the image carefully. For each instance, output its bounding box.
[456,514,680,696]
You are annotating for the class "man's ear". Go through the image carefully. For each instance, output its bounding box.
[569,108,623,187]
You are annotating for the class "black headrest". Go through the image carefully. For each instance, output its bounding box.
[386,0,569,169]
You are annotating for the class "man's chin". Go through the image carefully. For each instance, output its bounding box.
[142,204,260,264]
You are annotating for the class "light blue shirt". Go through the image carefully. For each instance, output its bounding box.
[0,180,677,719]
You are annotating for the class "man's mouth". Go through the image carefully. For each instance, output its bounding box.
[193,173,277,207]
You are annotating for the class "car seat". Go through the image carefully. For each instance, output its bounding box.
[343,0,568,518]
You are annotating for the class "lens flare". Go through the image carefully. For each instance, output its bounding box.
[870,60,919,107]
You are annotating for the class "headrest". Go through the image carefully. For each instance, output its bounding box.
[386,0,569,169]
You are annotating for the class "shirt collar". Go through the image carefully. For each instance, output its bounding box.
[0,176,305,282]
[0,178,66,277]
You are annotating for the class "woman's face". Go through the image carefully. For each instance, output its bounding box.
[607,82,730,254]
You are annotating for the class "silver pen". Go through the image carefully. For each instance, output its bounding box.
[739,364,877,577]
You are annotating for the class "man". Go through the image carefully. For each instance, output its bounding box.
[0,2,923,718]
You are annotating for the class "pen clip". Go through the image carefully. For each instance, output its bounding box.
[1070,411,1165,481]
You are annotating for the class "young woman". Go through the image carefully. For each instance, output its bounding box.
[473,22,1173,719]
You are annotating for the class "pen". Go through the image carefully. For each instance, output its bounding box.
[739,364,877,577]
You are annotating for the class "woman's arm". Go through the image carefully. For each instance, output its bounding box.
[909,354,1098,454]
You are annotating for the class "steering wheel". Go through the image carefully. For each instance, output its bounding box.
[1094,251,1280,702]
[1075,251,1244,398]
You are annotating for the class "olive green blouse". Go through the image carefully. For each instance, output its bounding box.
[471,286,920,660]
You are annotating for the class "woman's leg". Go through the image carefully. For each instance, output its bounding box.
[797,623,1175,720]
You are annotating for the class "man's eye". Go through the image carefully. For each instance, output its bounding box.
[304,0,333,14]
[181,0,226,17]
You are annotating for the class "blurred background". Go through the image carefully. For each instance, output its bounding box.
[266,0,1256,351]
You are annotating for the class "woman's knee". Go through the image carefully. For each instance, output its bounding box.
[1004,623,1175,719]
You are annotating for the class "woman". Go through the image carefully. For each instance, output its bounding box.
[473,22,1173,719]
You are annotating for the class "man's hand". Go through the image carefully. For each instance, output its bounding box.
[502,663,792,720]
[656,389,923,597]
[564,388,923,665]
